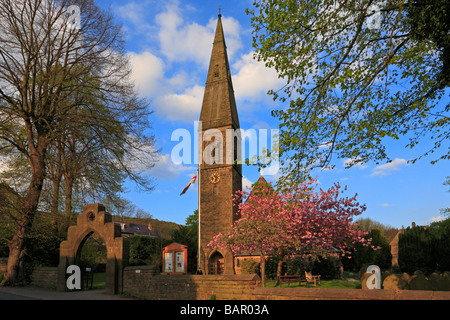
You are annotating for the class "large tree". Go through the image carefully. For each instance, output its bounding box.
[247,0,449,184]
[209,178,369,286]
[0,0,155,285]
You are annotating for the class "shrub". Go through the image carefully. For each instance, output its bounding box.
[264,255,279,279]
[285,256,342,279]
[128,236,171,268]
[312,256,341,280]
[343,229,392,272]
[286,256,310,275]
[398,225,434,274]
[240,259,260,275]
[429,219,450,272]
[399,219,450,274]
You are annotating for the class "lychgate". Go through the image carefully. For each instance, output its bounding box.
[57,203,129,294]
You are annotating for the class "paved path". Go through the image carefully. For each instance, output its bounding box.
[0,286,138,300]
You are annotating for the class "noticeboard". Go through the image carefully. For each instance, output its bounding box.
[162,243,188,274]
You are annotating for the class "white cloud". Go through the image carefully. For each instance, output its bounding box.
[151,153,195,180]
[318,141,333,149]
[427,216,444,224]
[251,120,272,130]
[114,1,158,39]
[242,177,252,190]
[115,2,147,28]
[155,85,204,122]
[232,52,283,102]
[127,50,203,122]
[123,3,282,123]
[343,157,368,169]
[166,71,189,91]
[128,51,165,96]
[155,4,242,66]
[371,158,408,176]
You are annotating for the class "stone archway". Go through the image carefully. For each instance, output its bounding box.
[57,203,129,294]
[209,251,224,275]
[204,249,235,275]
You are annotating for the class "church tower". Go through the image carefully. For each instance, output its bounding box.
[198,14,242,275]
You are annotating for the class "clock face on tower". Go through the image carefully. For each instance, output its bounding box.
[209,173,220,184]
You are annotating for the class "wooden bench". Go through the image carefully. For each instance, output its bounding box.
[279,275,306,287]
[305,271,321,286]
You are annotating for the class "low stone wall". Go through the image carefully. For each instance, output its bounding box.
[31,267,58,289]
[123,265,261,300]
[122,265,450,300]
[26,265,450,300]
[381,271,450,291]
[252,287,450,300]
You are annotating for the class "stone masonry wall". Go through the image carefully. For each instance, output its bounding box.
[31,267,58,289]
[252,287,450,300]
[29,265,450,300]
[123,265,260,300]
[123,265,450,300]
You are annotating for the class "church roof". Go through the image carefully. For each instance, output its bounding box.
[252,175,273,191]
[255,175,269,187]
[246,175,274,202]
[114,221,160,238]
[199,14,240,130]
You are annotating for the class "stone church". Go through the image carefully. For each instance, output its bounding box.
[198,14,243,275]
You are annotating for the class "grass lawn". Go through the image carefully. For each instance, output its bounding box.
[91,272,106,289]
[88,272,361,290]
[265,278,361,289]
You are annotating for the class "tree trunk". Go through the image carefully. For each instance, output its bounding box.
[3,219,30,285]
[260,252,266,287]
[64,173,73,218]
[63,142,76,225]
[275,252,287,286]
[63,147,75,231]
[276,258,284,286]
[1,147,46,285]
[50,177,61,215]
[50,140,63,216]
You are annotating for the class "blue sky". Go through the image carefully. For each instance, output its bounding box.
[96,0,449,229]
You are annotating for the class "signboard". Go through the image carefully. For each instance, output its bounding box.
[175,251,184,273]
[164,252,173,272]
[162,243,188,274]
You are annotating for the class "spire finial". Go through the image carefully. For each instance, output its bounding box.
[217,5,222,16]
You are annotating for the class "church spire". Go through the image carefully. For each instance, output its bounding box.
[197,14,242,275]
[199,14,239,131]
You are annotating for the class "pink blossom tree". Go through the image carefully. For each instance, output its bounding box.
[208,178,371,286]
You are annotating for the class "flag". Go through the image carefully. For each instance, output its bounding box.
[180,172,197,195]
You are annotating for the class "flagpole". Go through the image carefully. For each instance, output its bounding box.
[197,167,201,274]
[196,120,202,274]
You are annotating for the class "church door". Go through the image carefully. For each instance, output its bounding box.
[209,252,224,275]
